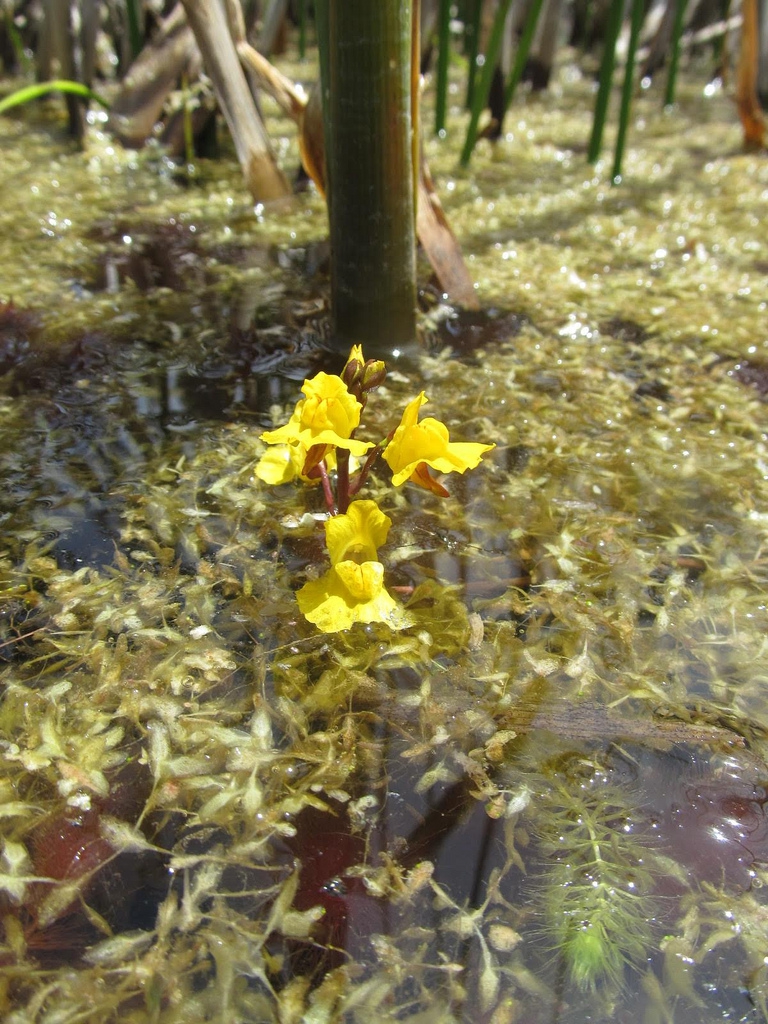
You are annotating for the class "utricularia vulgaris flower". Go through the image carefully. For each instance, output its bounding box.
[256,347,494,633]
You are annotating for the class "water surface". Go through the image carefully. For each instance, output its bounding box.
[1,57,768,1024]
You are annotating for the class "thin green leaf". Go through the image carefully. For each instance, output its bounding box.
[0,80,110,116]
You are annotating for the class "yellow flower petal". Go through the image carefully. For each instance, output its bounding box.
[383,390,494,491]
[333,560,385,601]
[297,560,410,632]
[254,445,299,485]
[325,500,391,565]
[254,443,337,486]
[260,373,373,457]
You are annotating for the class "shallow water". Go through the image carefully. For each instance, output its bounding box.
[1,53,768,1024]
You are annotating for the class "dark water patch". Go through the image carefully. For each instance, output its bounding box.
[50,501,122,571]
[282,801,388,972]
[2,326,116,396]
[600,316,653,345]
[633,377,673,401]
[89,220,209,293]
[731,359,768,399]
[87,218,331,298]
[0,304,338,571]
[426,306,528,361]
[3,751,168,969]
[0,301,43,374]
[635,746,768,892]
[226,318,332,383]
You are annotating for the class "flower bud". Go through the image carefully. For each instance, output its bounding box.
[361,359,387,392]
[342,357,364,392]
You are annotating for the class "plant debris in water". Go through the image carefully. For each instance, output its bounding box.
[1,54,768,1024]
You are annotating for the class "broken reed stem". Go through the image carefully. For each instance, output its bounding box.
[180,0,289,202]
[736,0,766,148]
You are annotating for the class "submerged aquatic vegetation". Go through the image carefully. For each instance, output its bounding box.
[532,760,659,993]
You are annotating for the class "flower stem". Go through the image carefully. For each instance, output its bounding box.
[349,443,384,498]
[317,461,337,514]
[336,449,350,513]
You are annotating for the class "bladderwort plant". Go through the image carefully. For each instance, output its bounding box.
[255,345,495,633]
[533,761,660,993]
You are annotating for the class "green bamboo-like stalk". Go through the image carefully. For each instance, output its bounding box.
[321,1,416,354]
[460,0,514,165]
[664,0,689,107]
[314,0,330,151]
[611,0,645,183]
[587,0,623,164]
[501,0,546,115]
[435,0,451,134]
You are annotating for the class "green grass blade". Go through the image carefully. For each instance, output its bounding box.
[0,79,110,116]
[587,0,624,164]
[501,0,546,115]
[435,0,451,134]
[664,0,689,107]
[4,11,34,74]
[612,0,645,182]
[464,0,482,110]
[125,0,143,61]
[460,0,514,166]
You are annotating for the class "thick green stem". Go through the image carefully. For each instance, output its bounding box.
[322,1,417,355]
[125,0,143,60]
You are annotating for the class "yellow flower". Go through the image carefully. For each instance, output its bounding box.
[325,499,391,564]
[297,559,410,632]
[260,372,373,458]
[296,500,410,632]
[383,391,495,494]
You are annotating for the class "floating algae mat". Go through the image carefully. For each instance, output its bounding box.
[2,63,768,1024]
